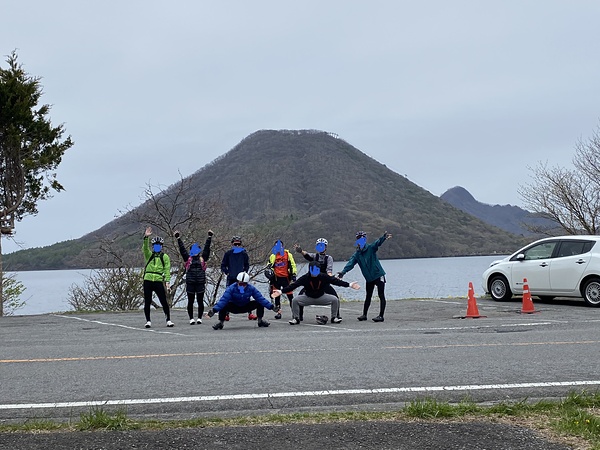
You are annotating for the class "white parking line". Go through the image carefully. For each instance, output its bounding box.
[417,299,462,305]
[53,314,188,336]
[2,380,600,410]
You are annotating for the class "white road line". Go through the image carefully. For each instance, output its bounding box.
[53,315,188,336]
[414,322,556,332]
[2,381,600,410]
[418,299,462,305]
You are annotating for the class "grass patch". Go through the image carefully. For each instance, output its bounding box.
[404,397,481,419]
[0,420,67,433]
[77,407,140,431]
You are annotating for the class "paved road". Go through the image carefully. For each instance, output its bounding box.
[1,296,597,448]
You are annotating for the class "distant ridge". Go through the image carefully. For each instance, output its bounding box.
[440,186,555,236]
[4,130,527,270]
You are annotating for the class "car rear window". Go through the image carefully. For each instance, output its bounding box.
[556,240,595,257]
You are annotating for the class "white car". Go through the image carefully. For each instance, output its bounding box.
[482,235,600,306]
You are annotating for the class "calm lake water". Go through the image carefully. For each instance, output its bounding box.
[9,255,505,316]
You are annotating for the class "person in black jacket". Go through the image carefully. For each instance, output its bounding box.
[272,261,360,325]
[175,229,213,324]
[294,237,340,320]
[221,235,255,320]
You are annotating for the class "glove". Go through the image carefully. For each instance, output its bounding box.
[295,245,303,253]
[207,308,215,317]
[270,303,278,311]
[336,272,344,279]
[174,231,180,239]
[208,230,214,237]
[291,275,296,282]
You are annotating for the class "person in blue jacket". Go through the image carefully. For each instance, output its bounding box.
[206,272,276,330]
[337,230,392,322]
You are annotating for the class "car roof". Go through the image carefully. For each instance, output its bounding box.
[508,235,600,257]
[532,235,600,243]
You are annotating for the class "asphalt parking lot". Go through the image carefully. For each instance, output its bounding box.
[1,295,598,449]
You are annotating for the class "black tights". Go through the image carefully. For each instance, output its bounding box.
[187,291,205,319]
[272,276,293,309]
[217,302,264,321]
[143,280,170,322]
[364,278,386,317]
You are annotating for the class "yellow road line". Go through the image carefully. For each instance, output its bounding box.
[2,340,599,364]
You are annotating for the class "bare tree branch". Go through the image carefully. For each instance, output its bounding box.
[518,123,600,236]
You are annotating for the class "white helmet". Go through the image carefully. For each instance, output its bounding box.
[316,238,328,246]
[236,272,251,283]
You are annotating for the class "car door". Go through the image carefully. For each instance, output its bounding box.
[510,241,557,293]
[548,240,592,293]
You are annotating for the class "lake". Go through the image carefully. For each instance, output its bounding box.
[8,255,505,316]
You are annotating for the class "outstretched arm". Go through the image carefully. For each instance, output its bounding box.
[251,286,275,310]
[339,253,358,277]
[375,231,392,247]
[142,228,152,260]
[202,231,213,261]
[175,232,189,261]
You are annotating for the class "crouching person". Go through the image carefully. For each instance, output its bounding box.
[272,261,360,325]
[206,272,279,330]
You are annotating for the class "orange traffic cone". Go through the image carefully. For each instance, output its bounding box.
[457,282,487,319]
[520,278,538,314]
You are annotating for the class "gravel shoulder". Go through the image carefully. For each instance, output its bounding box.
[0,420,579,450]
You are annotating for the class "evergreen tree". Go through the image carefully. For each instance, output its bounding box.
[0,50,74,315]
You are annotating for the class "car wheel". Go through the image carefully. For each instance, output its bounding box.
[537,296,555,302]
[489,275,512,301]
[582,278,600,307]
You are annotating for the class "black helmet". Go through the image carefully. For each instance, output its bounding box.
[355,230,367,239]
[264,269,275,281]
[231,235,242,244]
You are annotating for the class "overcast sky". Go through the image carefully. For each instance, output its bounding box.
[1,1,599,254]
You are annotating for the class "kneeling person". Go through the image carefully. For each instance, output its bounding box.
[207,272,278,330]
[272,261,360,325]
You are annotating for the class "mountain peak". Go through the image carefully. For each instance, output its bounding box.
[440,186,554,236]
[440,186,477,204]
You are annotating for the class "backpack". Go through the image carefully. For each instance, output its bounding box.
[185,256,207,272]
[144,252,165,276]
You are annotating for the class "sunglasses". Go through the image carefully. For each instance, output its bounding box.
[238,282,248,287]
[233,242,242,246]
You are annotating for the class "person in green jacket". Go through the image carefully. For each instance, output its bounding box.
[143,226,174,328]
[337,230,392,323]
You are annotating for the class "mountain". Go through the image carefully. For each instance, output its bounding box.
[440,186,556,236]
[4,130,527,271]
